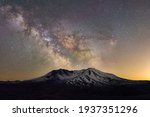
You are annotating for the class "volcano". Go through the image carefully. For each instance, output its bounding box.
[0,68,150,99]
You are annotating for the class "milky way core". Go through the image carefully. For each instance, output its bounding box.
[0,0,150,80]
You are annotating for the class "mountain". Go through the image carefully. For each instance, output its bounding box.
[0,68,150,99]
[35,68,127,86]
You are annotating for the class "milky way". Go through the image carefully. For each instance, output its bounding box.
[0,0,150,80]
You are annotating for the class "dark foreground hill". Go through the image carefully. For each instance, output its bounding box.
[0,68,150,99]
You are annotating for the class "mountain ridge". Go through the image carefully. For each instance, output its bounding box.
[0,68,147,83]
[33,68,128,86]
[0,68,150,99]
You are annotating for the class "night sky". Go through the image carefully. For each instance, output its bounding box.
[0,0,150,80]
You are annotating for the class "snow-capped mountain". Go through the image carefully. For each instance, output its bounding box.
[0,68,150,100]
[36,68,127,86]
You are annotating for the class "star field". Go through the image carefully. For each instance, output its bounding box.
[0,0,150,80]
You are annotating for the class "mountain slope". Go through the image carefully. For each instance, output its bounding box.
[36,68,128,86]
[0,68,150,99]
